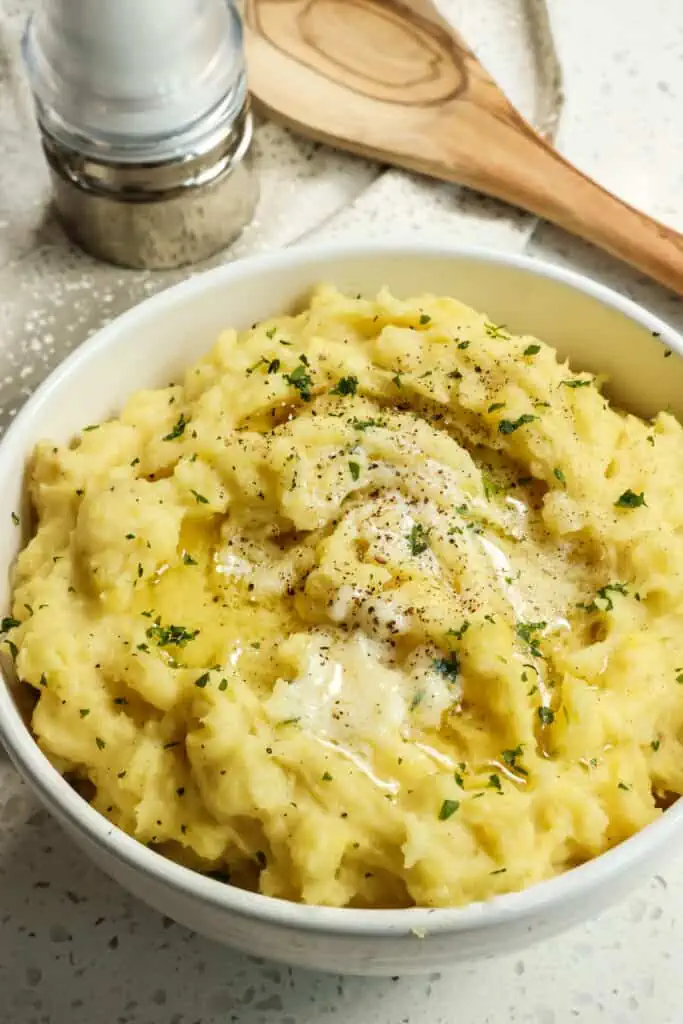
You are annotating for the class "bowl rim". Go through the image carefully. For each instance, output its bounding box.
[2,239,683,939]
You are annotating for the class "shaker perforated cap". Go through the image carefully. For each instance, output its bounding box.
[23,0,247,162]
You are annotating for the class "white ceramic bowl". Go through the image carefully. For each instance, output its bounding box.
[2,244,683,976]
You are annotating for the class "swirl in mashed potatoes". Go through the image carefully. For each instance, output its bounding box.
[5,285,683,908]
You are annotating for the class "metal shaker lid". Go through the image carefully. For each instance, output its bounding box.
[22,0,247,163]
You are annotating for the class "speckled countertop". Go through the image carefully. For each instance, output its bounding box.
[1,1,683,1022]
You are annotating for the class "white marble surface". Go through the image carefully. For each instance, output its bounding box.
[1,0,683,1021]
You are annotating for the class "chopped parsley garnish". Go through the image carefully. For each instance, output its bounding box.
[194,672,210,688]
[349,461,361,482]
[1,617,19,633]
[438,799,460,820]
[11,512,19,526]
[432,653,460,681]
[113,697,128,705]
[95,737,106,750]
[419,313,431,325]
[392,373,402,388]
[537,706,554,726]
[457,340,470,351]
[284,363,313,402]
[267,358,281,374]
[407,523,431,555]
[163,413,188,441]
[39,673,47,687]
[410,690,425,710]
[594,582,628,612]
[502,746,528,776]
[553,467,566,484]
[498,414,537,435]
[676,673,683,685]
[322,772,333,782]
[190,489,209,505]
[484,322,509,340]
[488,402,505,413]
[516,621,546,656]
[454,772,465,789]
[488,774,502,791]
[330,375,358,396]
[447,621,470,641]
[523,344,541,356]
[218,678,228,691]
[618,781,631,791]
[79,708,90,719]
[265,327,276,339]
[146,620,199,648]
[183,553,198,566]
[615,489,646,509]
[651,739,661,751]
[125,533,136,540]
[561,378,592,389]
[83,424,99,432]
[352,418,382,431]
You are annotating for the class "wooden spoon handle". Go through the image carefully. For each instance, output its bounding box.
[443,114,683,295]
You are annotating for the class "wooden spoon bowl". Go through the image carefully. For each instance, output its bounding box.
[245,0,683,295]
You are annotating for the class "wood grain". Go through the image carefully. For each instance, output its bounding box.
[245,0,683,296]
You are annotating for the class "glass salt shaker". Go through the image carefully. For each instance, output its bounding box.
[22,0,258,270]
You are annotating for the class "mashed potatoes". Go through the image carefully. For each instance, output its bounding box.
[5,285,683,909]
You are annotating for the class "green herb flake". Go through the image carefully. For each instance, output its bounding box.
[348,460,361,482]
[163,413,188,441]
[488,774,502,792]
[83,424,100,432]
[561,378,592,389]
[331,375,358,396]
[125,533,136,540]
[484,322,509,340]
[537,706,555,726]
[618,781,631,791]
[615,489,646,509]
[432,653,459,681]
[676,673,683,685]
[553,467,566,484]
[457,340,470,351]
[194,672,210,689]
[190,489,209,505]
[284,363,313,402]
[146,621,199,648]
[183,553,198,566]
[438,799,460,820]
[502,745,528,776]
[11,512,19,526]
[267,358,281,374]
[79,708,90,719]
[499,414,538,435]
[113,697,128,706]
[1,617,19,633]
[352,418,382,431]
[523,344,541,356]
[447,621,470,641]
[410,690,425,711]
[39,673,48,688]
[95,737,106,750]
[392,373,402,388]
[218,678,228,692]
[651,738,661,751]
[407,522,431,556]
[265,327,276,339]
[490,868,507,875]
[322,772,333,782]
[488,402,506,413]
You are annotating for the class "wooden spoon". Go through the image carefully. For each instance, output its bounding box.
[244,0,683,296]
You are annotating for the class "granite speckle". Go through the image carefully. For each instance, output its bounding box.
[2,0,683,1021]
